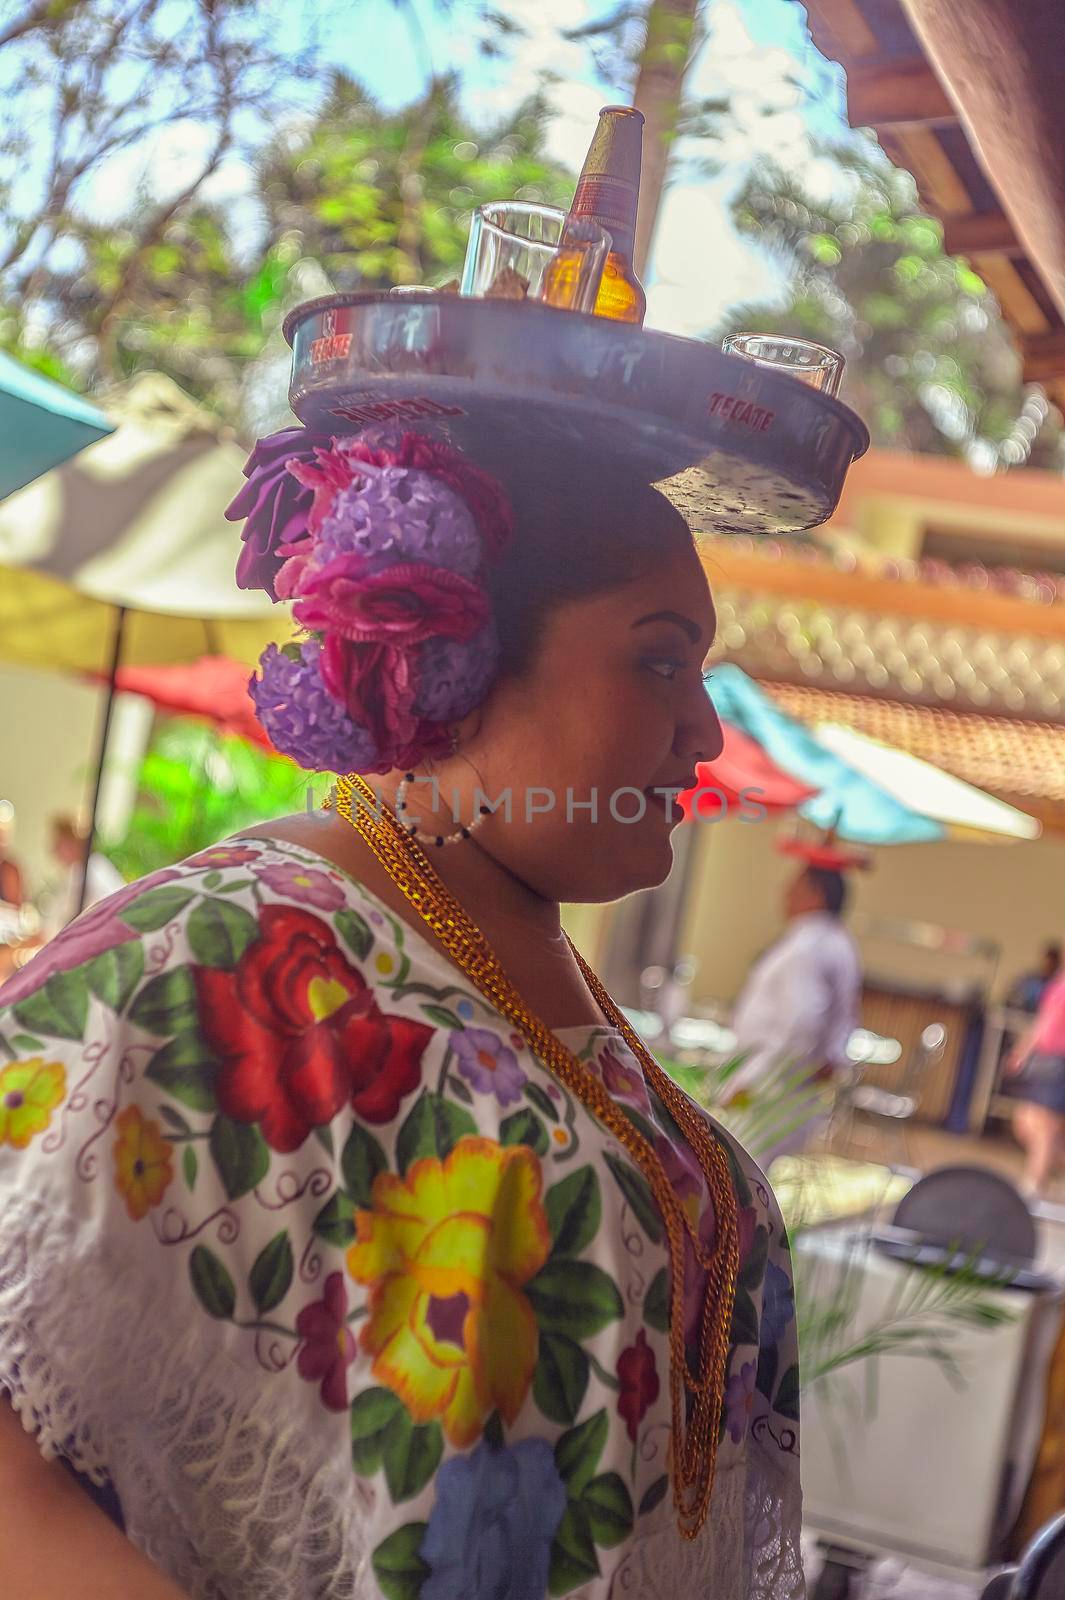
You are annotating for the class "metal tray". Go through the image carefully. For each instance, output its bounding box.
[284,293,870,534]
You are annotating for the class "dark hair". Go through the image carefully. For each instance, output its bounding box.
[487,478,695,676]
[806,866,848,917]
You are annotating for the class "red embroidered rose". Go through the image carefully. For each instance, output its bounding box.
[616,1328,660,1442]
[194,904,432,1152]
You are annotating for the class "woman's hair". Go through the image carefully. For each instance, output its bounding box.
[489,479,695,677]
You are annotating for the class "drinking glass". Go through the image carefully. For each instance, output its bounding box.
[461,202,609,312]
[722,332,845,396]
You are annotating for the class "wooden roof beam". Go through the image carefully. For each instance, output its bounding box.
[941,211,1020,257]
[1021,331,1065,385]
[846,57,956,128]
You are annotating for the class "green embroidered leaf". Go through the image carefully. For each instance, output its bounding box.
[187,897,259,968]
[755,1341,778,1405]
[249,1231,293,1314]
[638,1474,669,1518]
[499,1107,549,1156]
[189,1246,236,1320]
[395,1093,476,1175]
[775,1363,800,1422]
[548,1502,599,1596]
[128,966,199,1036]
[145,1032,219,1111]
[730,1287,760,1351]
[644,1268,670,1334]
[724,1138,753,1209]
[183,1145,198,1190]
[340,1122,387,1206]
[526,1260,623,1341]
[618,1101,660,1148]
[120,885,197,933]
[203,871,223,890]
[533,1331,590,1426]
[12,968,89,1041]
[421,1004,463,1030]
[448,1075,473,1106]
[336,908,373,962]
[209,1114,269,1201]
[85,942,144,1013]
[603,1153,662,1244]
[313,1190,358,1247]
[350,1387,405,1476]
[582,1471,633,1548]
[553,1408,608,1497]
[545,1166,601,1259]
[371,1522,430,1600]
[315,1125,335,1159]
[524,1080,560,1123]
[9,1033,43,1051]
[382,1410,444,1502]
[739,1225,770,1294]
[215,878,254,895]
[158,1104,193,1136]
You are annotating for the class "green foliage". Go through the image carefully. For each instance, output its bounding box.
[722,136,1064,471]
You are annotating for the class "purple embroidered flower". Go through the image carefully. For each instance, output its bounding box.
[451,1027,526,1106]
[257,861,346,911]
[249,641,376,773]
[226,427,334,600]
[724,1359,757,1443]
[761,1260,795,1347]
[420,1437,566,1600]
[295,1272,356,1412]
[655,1131,717,1347]
[414,627,500,723]
[598,1044,653,1118]
[317,464,483,577]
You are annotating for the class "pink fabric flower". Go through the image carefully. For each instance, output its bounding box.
[187,846,260,870]
[724,1359,757,1444]
[288,560,489,647]
[256,862,346,911]
[296,1272,357,1411]
[287,445,361,536]
[599,1046,653,1118]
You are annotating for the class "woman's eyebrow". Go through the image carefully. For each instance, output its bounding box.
[632,610,702,644]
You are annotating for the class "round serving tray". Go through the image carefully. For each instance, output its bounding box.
[284,293,870,535]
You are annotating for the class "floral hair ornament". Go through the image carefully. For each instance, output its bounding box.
[226,428,513,773]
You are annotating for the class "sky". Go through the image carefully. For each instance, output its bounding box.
[22,0,854,341]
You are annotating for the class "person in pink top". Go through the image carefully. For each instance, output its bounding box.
[1005,970,1065,1198]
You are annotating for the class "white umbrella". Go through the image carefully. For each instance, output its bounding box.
[813,723,1041,842]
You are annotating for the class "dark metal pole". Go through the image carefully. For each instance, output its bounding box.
[77,605,127,917]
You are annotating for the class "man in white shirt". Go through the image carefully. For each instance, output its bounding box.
[729,862,863,1165]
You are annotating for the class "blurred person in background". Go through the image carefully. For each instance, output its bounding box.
[0,802,24,912]
[1007,941,1062,1014]
[728,857,863,1165]
[38,814,124,937]
[1004,959,1065,1199]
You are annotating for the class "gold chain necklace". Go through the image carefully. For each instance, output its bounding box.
[329,773,739,1540]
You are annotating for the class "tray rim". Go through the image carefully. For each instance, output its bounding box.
[283,291,871,462]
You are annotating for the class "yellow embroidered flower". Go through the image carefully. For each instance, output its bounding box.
[0,1058,66,1149]
[113,1105,174,1220]
[348,1136,550,1447]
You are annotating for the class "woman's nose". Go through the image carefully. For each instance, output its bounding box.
[680,681,725,764]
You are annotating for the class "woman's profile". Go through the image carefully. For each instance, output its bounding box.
[0,428,803,1598]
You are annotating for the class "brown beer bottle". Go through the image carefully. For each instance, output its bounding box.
[566,106,647,325]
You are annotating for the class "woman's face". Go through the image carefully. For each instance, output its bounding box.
[454,540,723,903]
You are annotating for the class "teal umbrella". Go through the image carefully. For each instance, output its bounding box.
[0,352,114,500]
[707,663,943,845]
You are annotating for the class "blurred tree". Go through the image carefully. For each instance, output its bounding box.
[721,138,1064,471]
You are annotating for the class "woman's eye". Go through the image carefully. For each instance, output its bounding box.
[702,668,714,686]
[645,657,684,681]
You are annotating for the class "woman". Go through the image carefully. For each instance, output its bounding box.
[0,429,803,1599]
[1005,963,1065,1198]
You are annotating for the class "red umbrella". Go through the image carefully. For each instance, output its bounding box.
[111,655,274,751]
[680,719,819,821]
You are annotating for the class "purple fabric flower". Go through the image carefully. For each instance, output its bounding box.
[761,1260,796,1347]
[318,463,483,577]
[451,1027,526,1106]
[295,1272,356,1412]
[414,626,500,723]
[257,861,346,911]
[420,1437,566,1600]
[724,1359,757,1443]
[656,1130,717,1347]
[249,641,376,773]
[226,428,334,600]
[0,868,182,1008]
[597,1043,653,1118]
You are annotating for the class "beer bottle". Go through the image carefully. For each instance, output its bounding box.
[558,106,647,325]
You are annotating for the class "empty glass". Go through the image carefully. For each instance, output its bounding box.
[722,332,845,396]
[461,202,609,312]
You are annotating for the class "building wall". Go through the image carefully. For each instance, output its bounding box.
[676,815,1065,1009]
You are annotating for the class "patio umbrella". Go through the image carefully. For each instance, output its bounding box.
[813,723,1041,842]
[706,664,943,845]
[0,351,114,500]
[0,372,290,908]
[111,656,275,751]
[679,721,819,820]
